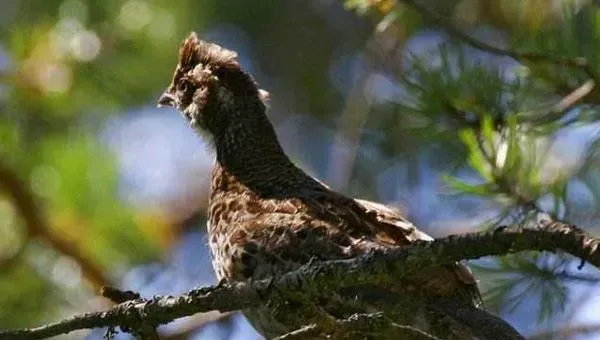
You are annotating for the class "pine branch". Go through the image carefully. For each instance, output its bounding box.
[400,0,599,86]
[0,221,598,340]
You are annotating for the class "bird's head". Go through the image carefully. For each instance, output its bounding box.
[157,32,268,136]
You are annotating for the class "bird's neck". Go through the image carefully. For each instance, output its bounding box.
[210,108,321,198]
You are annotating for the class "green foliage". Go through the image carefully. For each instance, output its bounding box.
[352,0,600,331]
[3,0,600,336]
[34,135,159,265]
[473,253,576,322]
[0,263,54,329]
[0,0,381,331]
[0,0,220,327]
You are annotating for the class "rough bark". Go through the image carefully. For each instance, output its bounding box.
[0,221,598,339]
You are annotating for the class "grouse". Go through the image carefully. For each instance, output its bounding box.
[157,32,524,340]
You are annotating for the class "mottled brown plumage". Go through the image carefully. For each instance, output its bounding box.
[157,32,524,340]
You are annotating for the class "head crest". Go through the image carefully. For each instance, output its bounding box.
[178,32,239,71]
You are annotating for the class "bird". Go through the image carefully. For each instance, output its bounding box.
[157,32,525,340]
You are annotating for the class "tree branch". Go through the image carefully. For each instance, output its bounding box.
[1,221,598,340]
[400,0,599,85]
[100,286,159,339]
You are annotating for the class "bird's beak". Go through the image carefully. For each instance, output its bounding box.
[157,92,177,108]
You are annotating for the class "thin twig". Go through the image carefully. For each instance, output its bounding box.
[528,323,600,340]
[332,313,441,340]
[271,324,321,340]
[553,79,595,114]
[272,313,442,340]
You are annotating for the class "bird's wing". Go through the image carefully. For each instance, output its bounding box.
[230,181,481,305]
[304,176,430,246]
[353,198,434,242]
[353,198,479,285]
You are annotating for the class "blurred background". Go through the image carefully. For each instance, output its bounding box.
[2,0,600,339]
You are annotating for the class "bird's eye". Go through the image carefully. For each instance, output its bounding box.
[177,79,189,92]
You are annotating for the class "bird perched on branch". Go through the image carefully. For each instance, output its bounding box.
[157,32,524,340]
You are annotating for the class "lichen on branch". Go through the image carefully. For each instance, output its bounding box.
[0,221,598,340]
